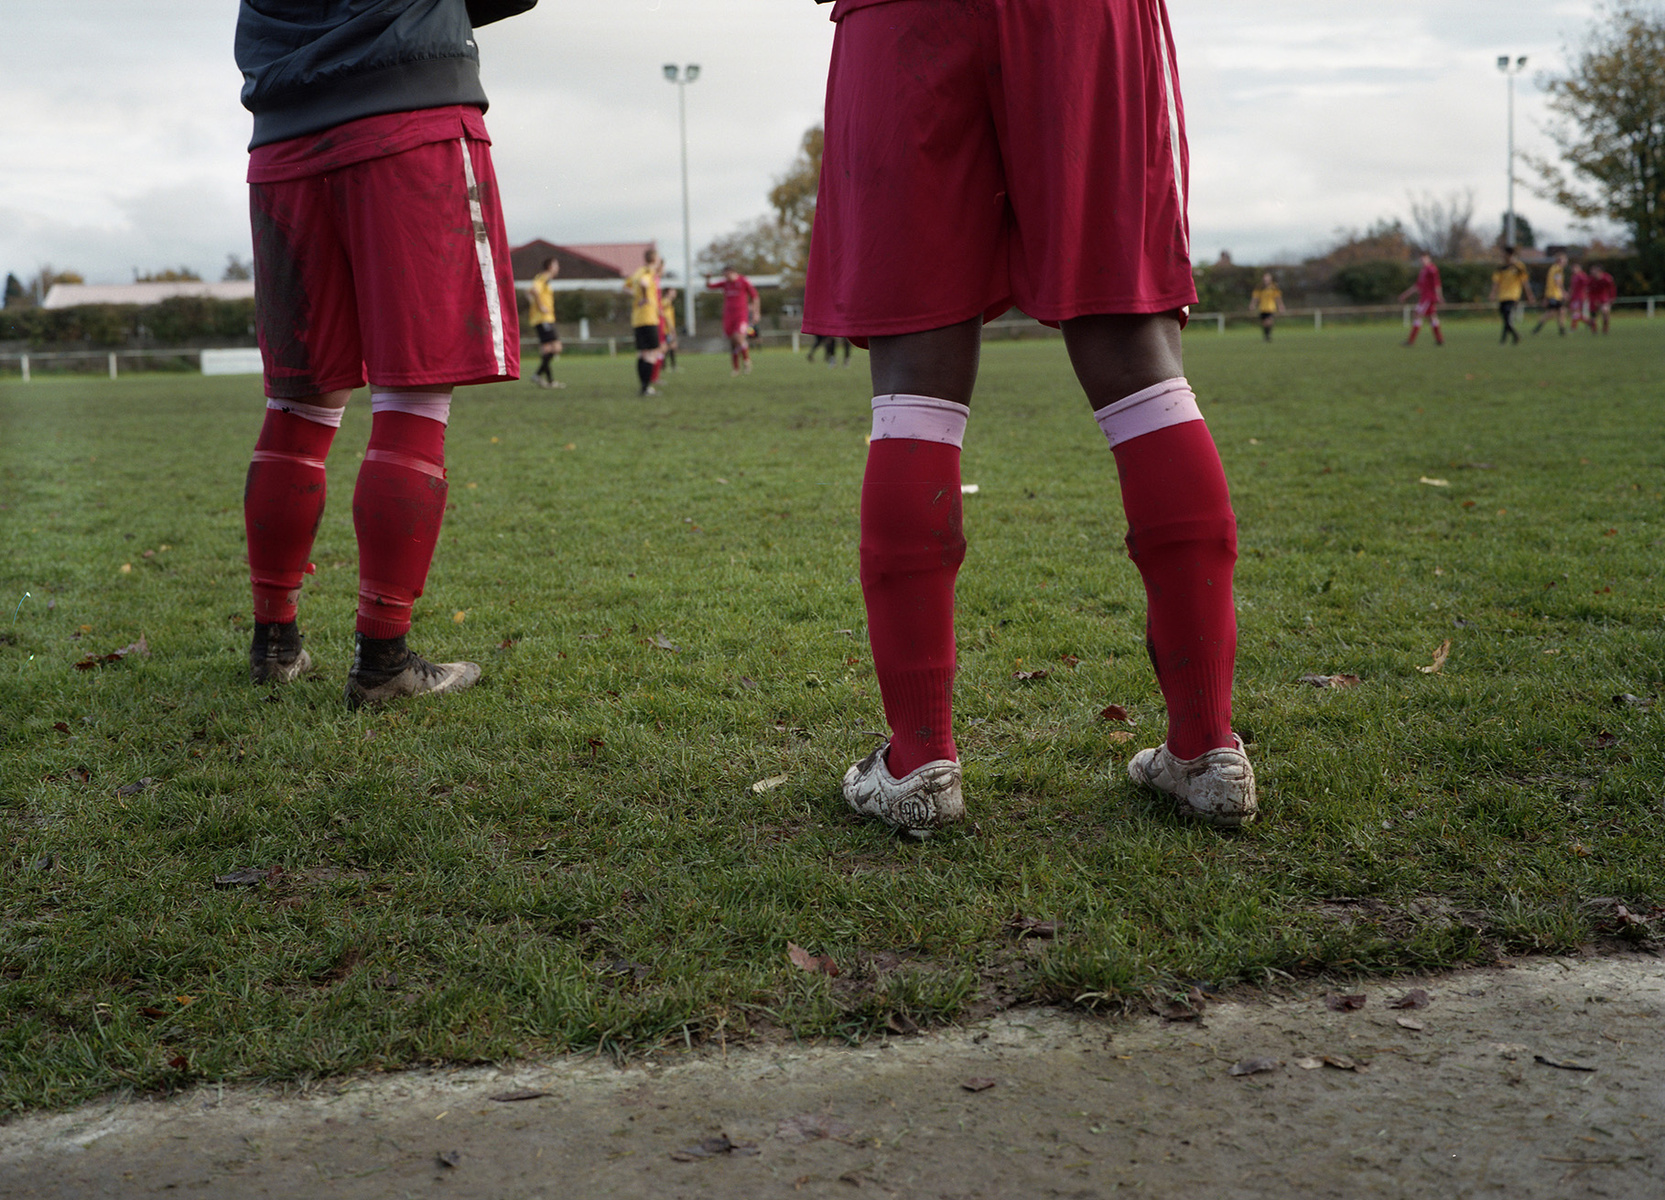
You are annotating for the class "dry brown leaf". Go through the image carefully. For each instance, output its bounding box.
[1099,704,1134,723]
[1228,1057,1281,1077]
[961,1077,997,1092]
[1417,639,1451,674]
[1386,988,1430,1010]
[1299,674,1360,689]
[787,942,839,977]
[1325,993,1367,1012]
[1012,669,1049,681]
[751,774,789,794]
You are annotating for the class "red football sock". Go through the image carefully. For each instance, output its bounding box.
[1112,421,1238,760]
[1406,323,1420,344]
[245,407,337,624]
[353,410,448,639]
[1432,320,1444,345]
[731,348,741,371]
[860,438,965,775]
[651,358,663,383]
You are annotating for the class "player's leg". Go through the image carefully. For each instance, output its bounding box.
[1404,314,1421,346]
[1431,311,1444,345]
[336,132,517,706]
[245,175,367,684]
[857,319,980,784]
[1064,313,1246,825]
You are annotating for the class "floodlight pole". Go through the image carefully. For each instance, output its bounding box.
[1497,55,1527,247]
[664,63,701,336]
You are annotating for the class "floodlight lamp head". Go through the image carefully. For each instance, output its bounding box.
[1496,55,1510,70]
[686,64,701,82]
[663,64,679,81]
[1517,56,1527,69]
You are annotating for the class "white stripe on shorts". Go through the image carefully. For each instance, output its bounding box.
[1153,9,1189,259]
[459,138,507,377]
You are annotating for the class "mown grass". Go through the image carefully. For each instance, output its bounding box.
[2,317,1662,1111]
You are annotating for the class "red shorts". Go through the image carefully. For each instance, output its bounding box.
[247,107,519,399]
[1415,298,1438,318]
[804,0,1196,341]
[723,311,751,338]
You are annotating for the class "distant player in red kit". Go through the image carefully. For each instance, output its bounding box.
[708,267,761,375]
[1587,264,1616,334]
[1567,263,1591,331]
[236,0,532,707]
[803,0,1254,836]
[1397,252,1444,347]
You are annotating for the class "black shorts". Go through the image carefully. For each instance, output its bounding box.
[1543,299,1563,310]
[535,322,559,343]
[633,324,662,351]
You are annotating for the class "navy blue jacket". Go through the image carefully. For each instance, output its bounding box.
[236,0,532,149]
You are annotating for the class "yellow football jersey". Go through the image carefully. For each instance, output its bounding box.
[1492,263,1529,302]
[1543,263,1565,301]
[529,271,556,324]
[627,266,661,328]
[1252,285,1283,314]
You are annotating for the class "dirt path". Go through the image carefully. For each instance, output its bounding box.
[3,955,1662,1199]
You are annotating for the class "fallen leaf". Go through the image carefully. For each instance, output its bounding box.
[120,563,132,574]
[1396,1017,1426,1031]
[1059,654,1080,668]
[776,1113,857,1145]
[1321,1054,1366,1072]
[168,1054,189,1071]
[649,633,680,651]
[961,1077,997,1092]
[437,1150,461,1168]
[139,1006,167,1020]
[1228,1057,1281,1077]
[52,721,70,734]
[1613,693,1653,709]
[498,637,516,650]
[1294,1056,1323,1070]
[1325,993,1367,1012]
[1012,669,1049,681]
[670,1134,759,1161]
[1417,639,1451,674]
[1106,730,1134,744]
[586,737,605,757]
[1534,1054,1596,1073]
[115,777,156,797]
[489,1090,551,1103]
[213,867,270,888]
[1099,704,1134,723]
[1387,988,1431,1010]
[452,610,466,623]
[787,942,839,977]
[751,774,789,794]
[1159,986,1209,1022]
[1004,914,1058,939]
[1299,673,1360,689]
[886,1012,920,1036]
[1418,476,1450,487]
[1492,1042,1530,1059]
[739,676,758,689]
[1615,904,1650,928]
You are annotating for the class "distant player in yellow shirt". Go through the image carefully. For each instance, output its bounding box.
[529,256,565,388]
[1488,246,1533,345]
[1532,252,1568,337]
[1250,272,1285,342]
[625,248,665,396]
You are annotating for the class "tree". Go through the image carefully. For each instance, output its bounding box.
[3,273,28,308]
[29,265,83,303]
[698,125,824,283]
[135,267,202,282]
[1498,212,1536,250]
[222,255,253,281]
[1313,219,1417,267]
[1529,4,1665,280]
[1408,190,1486,259]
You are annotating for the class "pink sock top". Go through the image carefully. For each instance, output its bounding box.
[1092,378,1203,448]
[870,394,970,448]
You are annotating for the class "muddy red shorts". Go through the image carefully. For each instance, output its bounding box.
[247,106,519,399]
[804,0,1196,341]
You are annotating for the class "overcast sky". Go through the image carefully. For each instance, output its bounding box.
[0,0,1606,287]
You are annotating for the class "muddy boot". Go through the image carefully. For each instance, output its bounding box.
[249,621,312,684]
[344,633,480,710]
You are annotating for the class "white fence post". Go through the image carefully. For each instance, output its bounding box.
[1649,297,1656,319]
[1403,304,1411,327]
[1216,313,1225,334]
[792,330,801,353]
[608,337,617,357]
[579,317,590,340]
[108,352,118,379]
[1314,310,1323,331]
[19,354,28,382]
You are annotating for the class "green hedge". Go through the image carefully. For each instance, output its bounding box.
[0,298,256,349]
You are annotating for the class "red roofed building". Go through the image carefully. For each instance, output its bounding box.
[508,240,657,283]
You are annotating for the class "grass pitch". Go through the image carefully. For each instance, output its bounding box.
[2,318,1663,1110]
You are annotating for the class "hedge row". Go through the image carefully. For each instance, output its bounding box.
[0,297,256,349]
